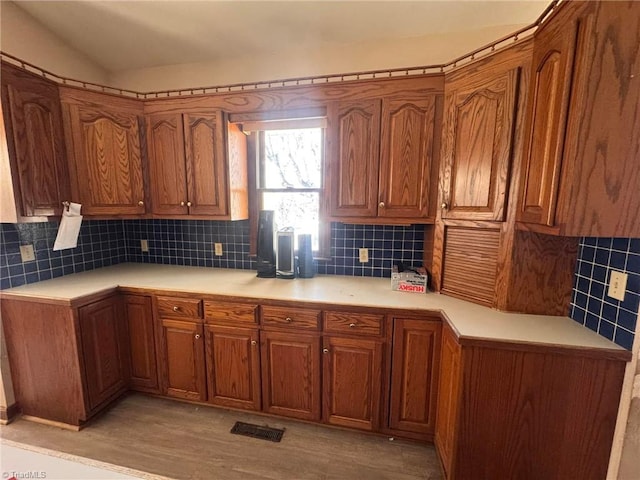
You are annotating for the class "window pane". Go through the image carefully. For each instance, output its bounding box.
[263,192,319,251]
[262,129,322,189]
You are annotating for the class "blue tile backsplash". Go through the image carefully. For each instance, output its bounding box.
[570,238,640,350]
[1,219,425,289]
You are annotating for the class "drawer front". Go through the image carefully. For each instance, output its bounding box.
[261,306,321,330]
[323,311,384,336]
[204,301,258,325]
[156,296,202,319]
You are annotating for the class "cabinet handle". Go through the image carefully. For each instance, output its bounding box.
[251,340,257,346]
[349,323,356,328]
[378,202,385,208]
[195,334,201,339]
[187,201,192,207]
[138,200,144,206]
[173,306,180,312]
[441,202,448,209]
[180,201,185,206]
[285,317,293,323]
[323,348,329,354]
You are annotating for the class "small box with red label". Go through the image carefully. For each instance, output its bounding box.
[391,265,429,294]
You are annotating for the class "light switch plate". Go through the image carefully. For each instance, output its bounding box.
[140,239,149,252]
[607,270,628,301]
[20,244,35,262]
[214,243,223,256]
[359,248,369,263]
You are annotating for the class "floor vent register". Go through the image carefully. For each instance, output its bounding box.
[230,421,285,442]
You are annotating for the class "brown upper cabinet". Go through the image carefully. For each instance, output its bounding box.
[60,88,146,216]
[440,68,519,221]
[518,1,640,237]
[146,110,248,219]
[1,62,70,220]
[327,94,440,223]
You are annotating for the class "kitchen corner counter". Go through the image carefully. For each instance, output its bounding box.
[0,263,629,359]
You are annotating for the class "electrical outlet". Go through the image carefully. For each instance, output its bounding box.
[140,239,149,252]
[607,270,628,301]
[214,243,223,256]
[19,244,35,262]
[359,248,369,263]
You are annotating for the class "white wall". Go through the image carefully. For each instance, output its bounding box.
[108,24,525,92]
[0,1,109,85]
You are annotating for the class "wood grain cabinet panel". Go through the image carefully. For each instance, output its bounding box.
[122,295,159,393]
[1,62,70,218]
[205,325,261,411]
[146,110,248,219]
[260,330,321,421]
[441,69,519,221]
[327,99,381,217]
[378,97,437,219]
[60,89,146,216]
[78,296,129,412]
[388,318,441,439]
[322,336,383,431]
[158,318,207,401]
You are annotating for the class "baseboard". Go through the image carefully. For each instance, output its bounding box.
[0,402,20,425]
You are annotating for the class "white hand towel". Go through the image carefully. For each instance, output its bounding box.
[53,202,83,251]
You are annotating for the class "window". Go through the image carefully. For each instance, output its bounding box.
[243,116,329,257]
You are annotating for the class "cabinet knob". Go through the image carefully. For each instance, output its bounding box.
[285,317,293,323]
[441,202,448,209]
[378,202,385,208]
[195,334,200,339]
[251,340,257,346]
[138,200,144,206]
[173,306,180,312]
[349,323,356,328]
[323,348,329,354]
[187,201,192,207]
[180,201,185,206]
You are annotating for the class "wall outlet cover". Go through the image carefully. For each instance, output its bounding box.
[607,270,628,301]
[140,239,149,252]
[359,248,369,263]
[214,243,223,256]
[19,244,35,262]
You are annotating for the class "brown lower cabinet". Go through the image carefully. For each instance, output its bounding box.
[158,318,206,401]
[78,296,130,412]
[388,317,441,439]
[260,330,322,421]
[205,324,261,411]
[322,335,383,431]
[122,295,159,393]
[434,322,627,480]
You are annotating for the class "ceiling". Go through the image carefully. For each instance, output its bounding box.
[12,1,549,73]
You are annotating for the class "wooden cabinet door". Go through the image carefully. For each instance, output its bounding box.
[260,330,321,421]
[205,325,261,411]
[184,112,228,216]
[64,98,145,215]
[378,97,437,219]
[389,318,441,437]
[1,64,70,217]
[441,69,519,221]
[322,336,383,431]
[122,295,159,393]
[79,296,129,412]
[327,99,381,217]
[434,324,462,478]
[518,15,579,227]
[159,318,206,401]
[146,113,188,215]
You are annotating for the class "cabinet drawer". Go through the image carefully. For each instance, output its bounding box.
[204,301,258,325]
[261,306,320,330]
[156,296,202,319]
[323,312,384,336]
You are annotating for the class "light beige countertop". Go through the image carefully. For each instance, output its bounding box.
[0,263,628,355]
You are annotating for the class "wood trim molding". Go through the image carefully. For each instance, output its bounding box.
[0,402,20,424]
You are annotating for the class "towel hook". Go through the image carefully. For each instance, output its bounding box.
[61,201,70,211]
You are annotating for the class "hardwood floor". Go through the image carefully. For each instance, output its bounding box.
[0,394,443,480]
